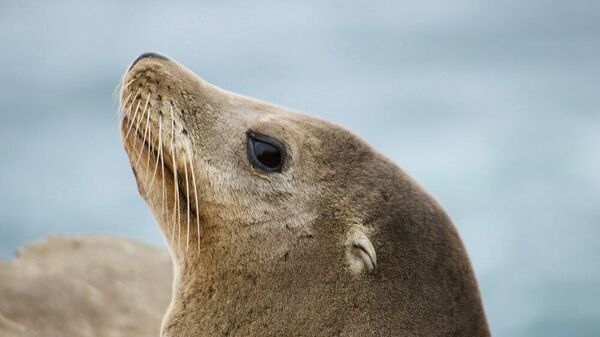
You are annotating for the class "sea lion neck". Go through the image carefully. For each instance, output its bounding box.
[168,206,319,268]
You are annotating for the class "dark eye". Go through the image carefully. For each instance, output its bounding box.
[246,131,286,172]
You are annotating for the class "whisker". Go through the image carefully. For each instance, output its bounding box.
[117,88,139,130]
[186,149,201,250]
[134,98,152,164]
[135,98,152,166]
[123,91,145,144]
[112,77,126,113]
[122,79,135,91]
[113,74,135,98]
[119,90,134,118]
[183,151,191,252]
[170,104,181,248]
[133,94,150,149]
[147,123,153,169]
[144,102,157,171]
[159,117,166,232]
[147,118,162,195]
[122,88,140,116]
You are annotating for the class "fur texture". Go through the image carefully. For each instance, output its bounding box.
[119,53,490,337]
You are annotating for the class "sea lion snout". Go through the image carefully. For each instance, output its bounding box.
[128,52,170,71]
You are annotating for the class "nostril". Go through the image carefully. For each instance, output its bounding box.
[129,52,169,71]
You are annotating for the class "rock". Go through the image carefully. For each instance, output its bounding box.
[0,236,172,337]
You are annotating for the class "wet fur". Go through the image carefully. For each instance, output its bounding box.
[119,54,490,336]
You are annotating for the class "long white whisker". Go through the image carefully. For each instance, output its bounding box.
[159,117,166,231]
[113,75,135,102]
[170,104,181,248]
[133,94,150,149]
[146,125,153,171]
[186,149,201,250]
[118,88,140,131]
[112,83,122,108]
[123,91,145,143]
[119,90,134,118]
[112,78,127,113]
[147,117,162,195]
[135,99,152,166]
[122,79,135,91]
[122,88,140,117]
[133,97,152,166]
[183,152,191,252]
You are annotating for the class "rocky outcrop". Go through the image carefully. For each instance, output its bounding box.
[0,236,172,337]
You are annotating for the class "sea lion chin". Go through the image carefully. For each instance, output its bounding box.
[119,52,491,337]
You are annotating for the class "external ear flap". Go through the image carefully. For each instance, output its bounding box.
[345,225,377,275]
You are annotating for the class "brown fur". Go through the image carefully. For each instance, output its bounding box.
[119,53,490,337]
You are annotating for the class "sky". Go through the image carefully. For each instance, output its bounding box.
[1,1,599,336]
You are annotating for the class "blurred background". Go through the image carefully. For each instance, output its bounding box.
[1,0,598,335]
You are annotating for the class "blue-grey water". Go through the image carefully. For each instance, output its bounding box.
[1,1,599,336]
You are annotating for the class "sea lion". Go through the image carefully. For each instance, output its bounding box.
[119,52,490,337]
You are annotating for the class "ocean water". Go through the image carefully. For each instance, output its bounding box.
[0,1,599,336]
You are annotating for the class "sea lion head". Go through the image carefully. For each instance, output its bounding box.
[119,52,490,337]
